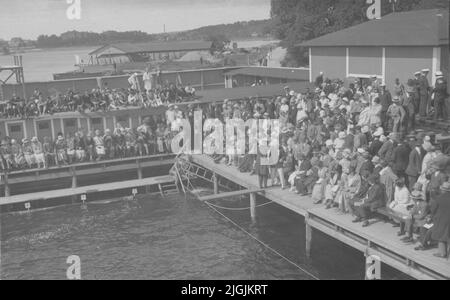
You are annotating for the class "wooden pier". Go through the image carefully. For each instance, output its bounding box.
[189,155,450,280]
[0,175,176,208]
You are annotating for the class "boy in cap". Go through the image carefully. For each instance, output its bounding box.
[400,191,430,243]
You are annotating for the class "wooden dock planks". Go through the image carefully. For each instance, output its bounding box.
[190,154,450,280]
[0,175,175,206]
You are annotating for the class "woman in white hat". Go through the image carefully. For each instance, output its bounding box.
[22,138,35,168]
[31,137,46,169]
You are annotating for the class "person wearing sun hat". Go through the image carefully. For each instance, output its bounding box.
[387,96,406,133]
[430,181,450,258]
[398,190,430,244]
[352,173,385,227]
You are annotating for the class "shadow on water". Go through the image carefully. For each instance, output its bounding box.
[0,191,411,280]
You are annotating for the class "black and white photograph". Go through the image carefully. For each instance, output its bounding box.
[0,0,449,284]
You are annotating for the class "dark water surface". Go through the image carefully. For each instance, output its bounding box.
[0,192,408,280]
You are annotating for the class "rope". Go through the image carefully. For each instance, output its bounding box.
[205,201,320,280]
[205,200,275,211]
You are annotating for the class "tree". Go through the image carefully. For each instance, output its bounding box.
[270,0,449,67]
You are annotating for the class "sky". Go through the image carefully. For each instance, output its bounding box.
[0,0,271,40]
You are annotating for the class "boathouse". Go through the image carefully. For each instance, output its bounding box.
[299,9,449,92]
[88,41,213,65]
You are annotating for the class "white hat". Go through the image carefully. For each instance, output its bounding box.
[414,71,421,76]
[436,71,444,77]
[289,90,295,96]
[373,127,384,137]
[421,68,430,73]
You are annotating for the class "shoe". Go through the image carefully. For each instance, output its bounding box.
[362,221,370,227]
[397,231,405,237]
[403,237,414,244]
[414,245,427,251]
[433,253,447,259]
[352,218,362,223]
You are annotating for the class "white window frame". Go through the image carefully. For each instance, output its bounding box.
[5,120,27,139]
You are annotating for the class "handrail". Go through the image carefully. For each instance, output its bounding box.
[1,153,176,177]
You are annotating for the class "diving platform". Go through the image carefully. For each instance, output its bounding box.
[0,175,176,207]
[188,154,450,280]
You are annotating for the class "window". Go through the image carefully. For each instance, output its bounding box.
[38,122,50,130]
[65,119,76,127]
[116,116,129,124]
[10,125,22,133]
[92,118,102,125]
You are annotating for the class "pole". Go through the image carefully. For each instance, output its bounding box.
[250,192,256,222]
[305,213,312,258]
[213,173,219,194]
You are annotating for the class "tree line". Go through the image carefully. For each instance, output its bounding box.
[270,0,449,67]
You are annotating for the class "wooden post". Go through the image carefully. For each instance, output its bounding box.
[71,167,77,188]
[305,213,312,258]
[250,192,256,222]
[4,172,10,197]
[213,173,219,194]
[137,159,143,179]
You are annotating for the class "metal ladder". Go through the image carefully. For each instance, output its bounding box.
[172,155,215,194]
[0,84,4,102]
[158,181,179,196]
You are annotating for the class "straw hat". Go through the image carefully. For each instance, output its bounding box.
[410,191,424,201]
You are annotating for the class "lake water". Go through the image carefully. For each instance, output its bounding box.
[0,47,94,82]
[0,192,408,280]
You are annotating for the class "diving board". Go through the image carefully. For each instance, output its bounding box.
[198,189,265,202]
[0,175,175,206]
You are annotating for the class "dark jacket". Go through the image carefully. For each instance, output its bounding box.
[365,183,386,210]
[431,191,450,242]
[405,147,424,177]
[392,143,411,173]
[368,139,383,157]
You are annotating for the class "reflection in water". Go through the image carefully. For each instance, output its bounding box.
[1,193,406,280]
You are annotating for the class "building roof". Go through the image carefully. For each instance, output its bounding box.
[299,9,449,47]
[224,67,310,81]
[89,41,213,56]
[196,81,314,102]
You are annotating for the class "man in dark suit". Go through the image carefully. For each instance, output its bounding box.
[433,71,448,121]
[368,130,383,157]
[418,69,430,118]
[405,141,425,190]
[392,137,411,178]
[378,133,396,163]
[352,173,386,227]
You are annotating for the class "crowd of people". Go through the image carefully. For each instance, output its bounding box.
[0,79,196,119]
[1,66,449,259]
[207,70,450,259]
[0,116,177,170]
